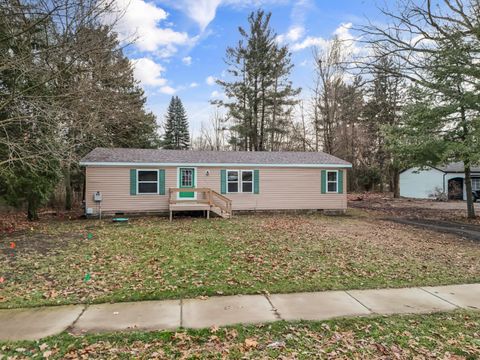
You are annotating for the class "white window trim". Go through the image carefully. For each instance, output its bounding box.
[226,169,240,194]
[326,170,339,194]
[177,167,197,200]
[226,169,254,194]
[241,170,254,193]
[137,169,159,195]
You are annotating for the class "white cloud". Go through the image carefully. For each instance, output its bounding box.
[107,0,191,54]
[290,22,359,53]
[132,57,167,87]
[334,22,355,45]
[291,36,328,51]
[206,75,216,86]
[299,59,309,67]
[277,25,305,44]
[172,0,288,31]
[190,82,199,88]
[182,0,222,31]
[182,56,193,65]
[210,90,224,98]
[160,86,176,94]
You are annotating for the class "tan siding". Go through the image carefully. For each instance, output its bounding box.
[85,166,348,214]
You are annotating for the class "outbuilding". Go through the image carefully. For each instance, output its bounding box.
[400,162,480,200]
[80,148,352,218]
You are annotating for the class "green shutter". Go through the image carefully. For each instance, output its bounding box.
[254,169,260,194]
[158,169,165,195]
[338,170,344,194]
[130,169,137,195]
[321,170,326,194]
[220,169,227,194]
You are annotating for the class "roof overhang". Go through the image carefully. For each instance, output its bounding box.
[79,161,352,168]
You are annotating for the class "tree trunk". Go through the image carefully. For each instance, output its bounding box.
[27,198,39,221]
[465,163,476,218]
[64,166,72,211]
[392,167,400,198]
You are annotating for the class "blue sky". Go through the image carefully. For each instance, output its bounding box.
[113,0,383,136]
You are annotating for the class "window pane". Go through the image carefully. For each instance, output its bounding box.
[138,171,157,181]
[242,171,253,182]
[227,171,238,181]
[139,182,157,193]
[181,169,193,187]
[228,182,238,193]
[242,182,253,193]
[327,182,337,192]
[327,171,337,182]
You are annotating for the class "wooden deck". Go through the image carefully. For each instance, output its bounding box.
[169,188,232,221]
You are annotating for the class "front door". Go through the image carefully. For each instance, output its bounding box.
[179,167,195,199]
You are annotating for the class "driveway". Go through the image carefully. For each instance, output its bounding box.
[388,218,480,242]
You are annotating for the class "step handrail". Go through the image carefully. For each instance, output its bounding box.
[168,188,232,215]
[210,189,232,214]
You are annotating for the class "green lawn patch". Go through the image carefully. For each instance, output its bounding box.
[0,213,479,308]
[1,311,478,359]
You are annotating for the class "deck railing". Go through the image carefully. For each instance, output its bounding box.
[168,188,232,215]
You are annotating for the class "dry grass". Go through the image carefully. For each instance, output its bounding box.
[1,311,479,359]
[0,211,479,308]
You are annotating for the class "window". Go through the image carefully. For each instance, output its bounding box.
[242,170,253,193]
[227,170,254,193]
[472,178,480,191]
[326,170,338,193]
[180,168,194,187]
[227,170,239,193]
[138,170,158,194]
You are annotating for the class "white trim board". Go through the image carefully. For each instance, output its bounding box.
[80,162,352,168]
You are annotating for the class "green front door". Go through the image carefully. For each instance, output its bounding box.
[179,167,195,198]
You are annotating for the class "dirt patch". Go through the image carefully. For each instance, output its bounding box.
[0,231,81,258]
[349,192,480,224]
[387,218,480,242]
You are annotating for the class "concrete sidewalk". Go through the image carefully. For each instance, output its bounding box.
[0,283,479,341]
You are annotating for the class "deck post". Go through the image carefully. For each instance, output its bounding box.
[169,210,173,222]
[207,210,210,219]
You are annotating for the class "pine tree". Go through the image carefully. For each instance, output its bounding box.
[0,0,161,217]
[176,97,190,149]
[163,96,190,149]
[214,10,300,151]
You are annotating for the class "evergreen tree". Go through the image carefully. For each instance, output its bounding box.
[214,10,300,151]
[362,56,404,196]
[0,0,160,217]
[162,96,190,149]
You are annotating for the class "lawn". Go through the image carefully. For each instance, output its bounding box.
[1,311,478,358]
[0,212,479,308]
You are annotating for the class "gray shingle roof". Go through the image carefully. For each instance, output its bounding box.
[80,148,351,167]
[437,162,480,173]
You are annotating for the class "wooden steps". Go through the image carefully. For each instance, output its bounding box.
[169,188,232,221]
[211,205,231,219]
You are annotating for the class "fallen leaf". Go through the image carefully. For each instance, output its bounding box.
[244,338,258,349]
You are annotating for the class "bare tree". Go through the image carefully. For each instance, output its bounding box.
[358,0,480,217]
[192,111,228,151]
[312,37,347,154]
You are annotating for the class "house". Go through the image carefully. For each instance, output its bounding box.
[400,162,480,200]
[80,148,351,219]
